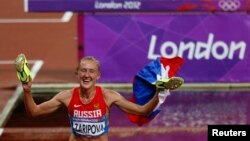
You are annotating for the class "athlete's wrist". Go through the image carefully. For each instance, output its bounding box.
[23,88,32,94]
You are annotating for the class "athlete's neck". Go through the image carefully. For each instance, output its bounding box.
[79,86,96,103]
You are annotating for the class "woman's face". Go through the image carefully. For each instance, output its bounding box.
[76,60,100,89]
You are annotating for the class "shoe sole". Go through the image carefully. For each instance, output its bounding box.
[15,54,31,83]
[164,77,184,90]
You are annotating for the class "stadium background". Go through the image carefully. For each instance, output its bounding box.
[0,0,78,140]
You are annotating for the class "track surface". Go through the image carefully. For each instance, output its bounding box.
[0,0,77,114]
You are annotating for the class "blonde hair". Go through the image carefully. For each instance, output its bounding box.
[76,56,100,72]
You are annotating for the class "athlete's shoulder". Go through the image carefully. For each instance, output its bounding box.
[102,88,119,95]
[55,88,74,100]
[101,88,121,106]
[59,88,73,95]
[54,88,74,106]
[102,88,123,101]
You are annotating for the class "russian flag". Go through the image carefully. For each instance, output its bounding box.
[128,56,184,126]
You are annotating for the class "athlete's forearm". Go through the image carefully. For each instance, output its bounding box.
[22,80,42,117]
[141,90,159,115]
[23,90,40,117]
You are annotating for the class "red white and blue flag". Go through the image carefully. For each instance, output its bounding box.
[128,56,184,126]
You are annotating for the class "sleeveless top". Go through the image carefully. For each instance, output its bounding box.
[68,86,109,137]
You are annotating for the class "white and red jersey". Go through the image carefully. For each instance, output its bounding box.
[68,86,109,137]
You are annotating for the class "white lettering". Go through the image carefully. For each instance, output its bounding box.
[95,1,123,9]
[195,33,213,60]
[212,129,247,137]
[212,129,219,136]
[229,41,246,59]
[73,109,102,118]
[123,1,141,9]
[148,33,246,60]
[211,41,228,60]
[178,42,195,59]
[95,1,141,10]
[161,41,178,58]
[148,35,160,59]
[73,121,106,136]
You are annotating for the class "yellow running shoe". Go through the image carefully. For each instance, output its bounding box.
[156,77,184,90]
[15,53,31,83]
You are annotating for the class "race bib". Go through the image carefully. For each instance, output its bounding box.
[70,116,108,137]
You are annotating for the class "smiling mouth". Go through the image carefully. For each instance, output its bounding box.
[83,79,91,83]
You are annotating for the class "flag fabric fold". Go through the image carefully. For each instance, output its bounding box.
[128,56,184,126]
